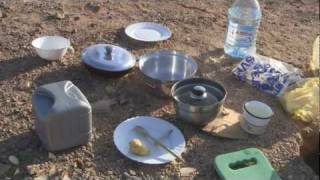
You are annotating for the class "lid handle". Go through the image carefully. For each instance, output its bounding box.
[104,46,112,61]
[190,85,207,100]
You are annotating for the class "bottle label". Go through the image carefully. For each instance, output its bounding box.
[226,21,258,48]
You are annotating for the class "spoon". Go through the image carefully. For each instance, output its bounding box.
[133,126,184,162]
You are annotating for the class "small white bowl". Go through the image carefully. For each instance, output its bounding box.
[32,36,74,61]
[241,101,274,135]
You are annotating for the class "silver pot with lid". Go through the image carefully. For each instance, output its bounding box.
[171,78,227,126]
[81,44,136,77]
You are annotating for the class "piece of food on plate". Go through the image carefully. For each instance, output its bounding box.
[129,138,150,156]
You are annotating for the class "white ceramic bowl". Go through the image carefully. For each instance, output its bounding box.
[32,36,73,61]
[241,101,274,135]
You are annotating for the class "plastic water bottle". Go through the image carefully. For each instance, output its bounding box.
[224,0,262,59]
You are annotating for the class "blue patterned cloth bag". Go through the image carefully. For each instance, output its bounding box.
[232,54,301,96]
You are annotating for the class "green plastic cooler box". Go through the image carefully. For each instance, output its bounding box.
[214,148,281,180]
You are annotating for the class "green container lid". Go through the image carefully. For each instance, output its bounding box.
[214,148,281,180]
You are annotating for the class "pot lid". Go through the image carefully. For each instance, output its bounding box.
[172,78,226,106]
[81,44,135,72]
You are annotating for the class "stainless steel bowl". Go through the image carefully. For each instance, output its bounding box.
[139,50,198,97]
[171,78,227,126]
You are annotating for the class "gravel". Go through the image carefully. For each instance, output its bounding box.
[0,163,11,176]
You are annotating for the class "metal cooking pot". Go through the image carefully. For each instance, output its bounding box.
[171,78,227,126]
[139,50,198,97]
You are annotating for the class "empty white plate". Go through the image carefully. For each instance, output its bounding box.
[125,22,172,42]
[113,116,185,164]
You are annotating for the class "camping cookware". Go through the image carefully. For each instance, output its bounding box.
[32,36,74,61]
[139,50,198,97]
[171,78,227,126]
[81,44,136,76]
[133,126,184,162]
[113,116,186,164]
[125,22,172,42]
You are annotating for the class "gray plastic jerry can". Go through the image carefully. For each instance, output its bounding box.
[32,80,92,151]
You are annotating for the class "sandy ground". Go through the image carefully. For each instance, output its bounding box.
[0,0,319,179]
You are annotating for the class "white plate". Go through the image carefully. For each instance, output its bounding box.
[125,22,172,42]
[113,116,185,164]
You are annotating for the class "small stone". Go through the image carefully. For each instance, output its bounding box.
[8,155,19,165]
[26,164,38,175]
[48,152,56,160]
[124,172,130,178]
[301,127,314,137]
[84,3,101,13]
[34,175,49,180]
[73,16,80,21]
[129,169,136,176]
[76,159,84,169]
[14,168,20,175]
[62,174,71,180]
[180,167,197,177]
[89,23,97,28]
[0,10,3,18]
[0,163,11,176]
[107,170,113,175]
[55,12,65,19]
[49,165,57,176]
[123,172,142,180]
[26,81,31,88]
[73,162,78,168]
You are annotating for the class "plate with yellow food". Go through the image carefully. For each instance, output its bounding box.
[113,116,186,164]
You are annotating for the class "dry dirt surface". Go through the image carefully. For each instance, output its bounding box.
[0,0,319,179]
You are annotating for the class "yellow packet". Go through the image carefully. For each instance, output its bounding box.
[280,78,319,122]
